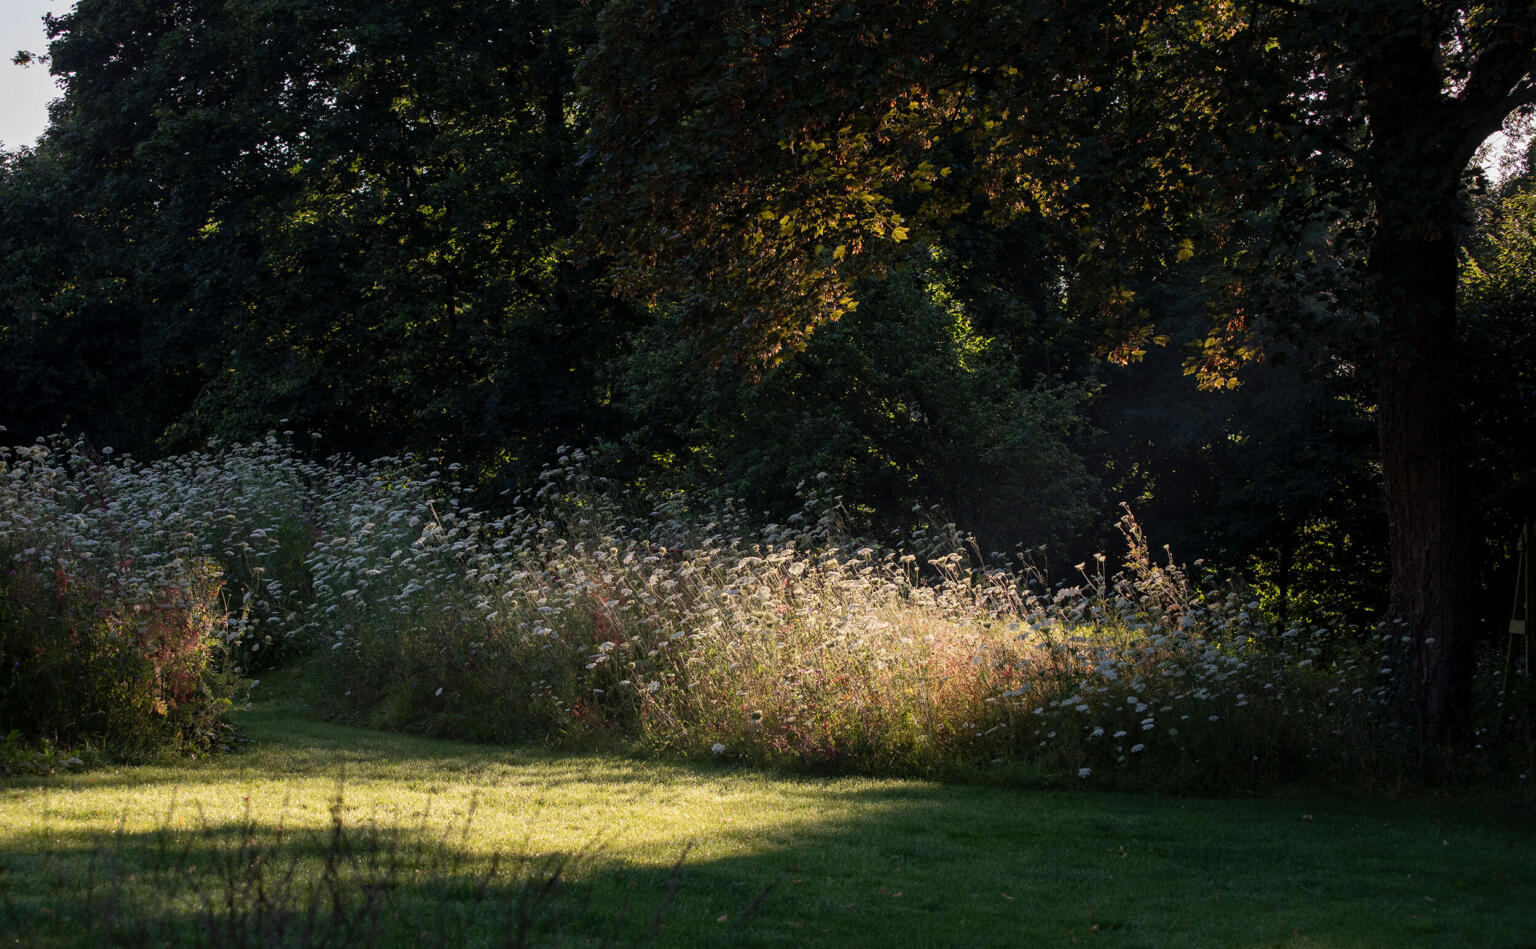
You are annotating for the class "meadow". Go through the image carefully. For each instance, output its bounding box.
[3,680,1535,947]
[2,435,1533,945]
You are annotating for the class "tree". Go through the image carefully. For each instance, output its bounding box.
[1093,277,1388,634]
[617,264,1099,555]
[1,0,638,478]
[578,0,1536,745]
[1461,147,1536,631]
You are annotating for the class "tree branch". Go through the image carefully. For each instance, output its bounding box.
[1457,74,1536,167]
[1453,16,1536,164]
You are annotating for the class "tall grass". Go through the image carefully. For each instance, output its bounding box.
[288,448,1396,789]
[3,434,1529,789]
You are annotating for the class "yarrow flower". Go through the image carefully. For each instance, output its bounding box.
[711,743,727,755]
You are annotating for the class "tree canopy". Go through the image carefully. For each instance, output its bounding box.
[578,0,1536,743]
[1,0,638,473]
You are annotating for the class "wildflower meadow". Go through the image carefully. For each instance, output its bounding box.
[4,433,1529,791]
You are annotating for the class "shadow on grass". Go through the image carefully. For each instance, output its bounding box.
[1,796,693,949]
[3,704,1534,948]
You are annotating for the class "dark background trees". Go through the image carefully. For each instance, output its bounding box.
[3,0,1534,747]
[617,263,1099,555]
[1,0,639,480]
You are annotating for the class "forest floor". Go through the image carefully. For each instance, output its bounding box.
[2,672,1534,947]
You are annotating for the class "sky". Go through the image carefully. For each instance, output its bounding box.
[0,0,67,151]
[0,0,1528,176]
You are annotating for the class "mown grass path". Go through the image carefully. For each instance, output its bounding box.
[2,686,1534,947]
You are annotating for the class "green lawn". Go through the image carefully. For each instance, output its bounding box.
[2,683,1533,947]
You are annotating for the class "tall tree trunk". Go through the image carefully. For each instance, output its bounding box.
[1362,35,1477,749]
[1371,222,1473,748]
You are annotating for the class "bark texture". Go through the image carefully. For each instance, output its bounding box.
[1362,34,1477,747]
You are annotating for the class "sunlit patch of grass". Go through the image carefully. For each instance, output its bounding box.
[2,683,1535,947]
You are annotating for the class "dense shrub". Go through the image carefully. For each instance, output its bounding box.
[0,444,236,759]
[0,437,309,760]
[0,542,230,760]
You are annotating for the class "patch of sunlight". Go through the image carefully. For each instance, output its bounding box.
[0,715,913,877]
